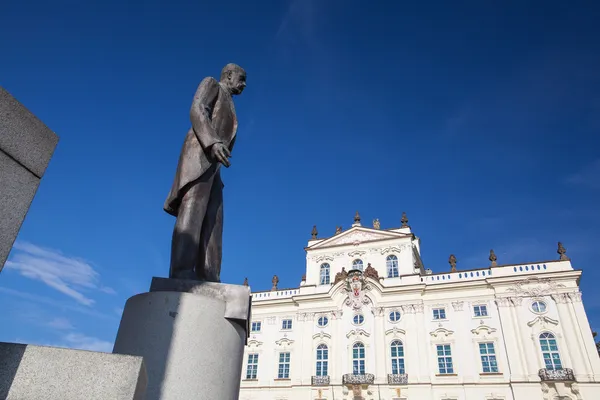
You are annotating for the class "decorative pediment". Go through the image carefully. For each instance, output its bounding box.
[313,331,332,340]
[247,339,263,348]
[346,328,371,339]
[307,227,407,249]
[505,277,566,297]
[385,327,407,338]
[275,338,295,348]
[527,315,559,328]
[471,324,497,338]
[429,327,454,339]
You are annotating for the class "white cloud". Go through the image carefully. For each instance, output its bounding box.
[4,242,116,305]
[46,317,74,330]
[60,333,113,353]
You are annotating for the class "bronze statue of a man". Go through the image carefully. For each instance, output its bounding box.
[164,63,246,281]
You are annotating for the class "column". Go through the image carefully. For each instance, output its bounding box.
[414,302,431,383]
[495,297,525,380]
[552,293,589,379]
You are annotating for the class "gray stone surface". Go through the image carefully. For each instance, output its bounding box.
[0,88,59,178]
[150,277,251,328]
[0,342,147,400]
[113,289,248,400]
[0,87,59,273]
[0,151,41,272]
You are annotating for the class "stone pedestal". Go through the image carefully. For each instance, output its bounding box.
[0,342,146,399]
[113,277,251,400]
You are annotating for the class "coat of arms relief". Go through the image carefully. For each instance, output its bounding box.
[344,270,372,310]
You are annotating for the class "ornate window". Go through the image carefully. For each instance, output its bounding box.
[316,344,329,376]
[390,340,405,374]
[479,342,498,373]
[319,263,330,285]
[251,321,261,332]
[353,314,365,325]
[436,344,454,374]
[473,305,488,317]
[433,308,446,320]
[386,255,399,278]
[282,319,292,330]
[246,353,259,379]
[389,311,401,322]
[531,300,547,314]
[278,352,291,379]
[352,342,366,375]
[539,332,562,370]
[317,316,328,327]
[352,259,364,271]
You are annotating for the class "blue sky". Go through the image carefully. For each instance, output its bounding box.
[1,1,599,351]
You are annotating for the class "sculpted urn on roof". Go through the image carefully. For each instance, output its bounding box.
[164,63,247,282]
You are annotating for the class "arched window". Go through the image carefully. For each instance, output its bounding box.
[352,342,365,375]
[316,344,328,376]
[390,340,405,374]
[352,259,364,271]
[319,263,330,285]
[539,332,562,370]
[386,255,399,278]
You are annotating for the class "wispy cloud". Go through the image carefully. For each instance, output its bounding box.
[14,332,113,353]
[46,317,74,330]
[565,159,600,190]
[4,242,115,305]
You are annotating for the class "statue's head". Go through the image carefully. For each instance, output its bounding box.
[220,63,246,95]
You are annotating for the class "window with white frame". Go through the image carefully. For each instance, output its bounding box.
[246,353,258,379]
[352,259,364,271]
[352,342,365,375]
[317,316,328,327]
[353,314,364,325]
[277,352,291,379]
[319,263,330,285]
[250,321,261,332]
[389,310,401,322]
[479,342,498,373]
[473,304,488,317]
[433,308,446,320]
[436,344,454,374]
[390,340,405,374]
[281,319,292,330]
[386,255,399,278]
[316,344,328,376]
[539,332,562,370]
[532,300,547,314]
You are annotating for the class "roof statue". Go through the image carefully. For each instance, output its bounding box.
[489,249,498,267]
[449,254,457,272]
[353,211,361,226]
[163,63,246,281]
[335,226,343,235]
[311,225,318,239]
[271,275,279,291]
[373,218,380,230]
[401,212,409,227]
[243,277,248,286]
[334,267,348,284]
[557,242,569,261]
[364,263,380,280]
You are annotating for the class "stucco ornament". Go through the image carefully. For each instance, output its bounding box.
[344,270,372,310]
[506,277,565,297]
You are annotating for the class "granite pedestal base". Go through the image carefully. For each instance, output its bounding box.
[0,342,146,399]
[113,278,251,400]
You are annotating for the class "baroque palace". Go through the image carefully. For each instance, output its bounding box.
[239,212,600,400]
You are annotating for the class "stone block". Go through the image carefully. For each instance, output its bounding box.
[0,342,147,400]
[0,87,59,178]
[0,151,40,271]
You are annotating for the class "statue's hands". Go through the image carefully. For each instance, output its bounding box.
[210,143,231,167]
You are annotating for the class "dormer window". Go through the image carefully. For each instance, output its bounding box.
[386,255,399,278]
[319,263,330,285]
[352,259,364,271]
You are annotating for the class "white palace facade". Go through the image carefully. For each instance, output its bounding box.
[239,213,600,400]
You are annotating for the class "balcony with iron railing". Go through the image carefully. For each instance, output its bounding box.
[387,373,408,384]
[538,368,576,382]
[342,373,375,386]
[311,375,330,386]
